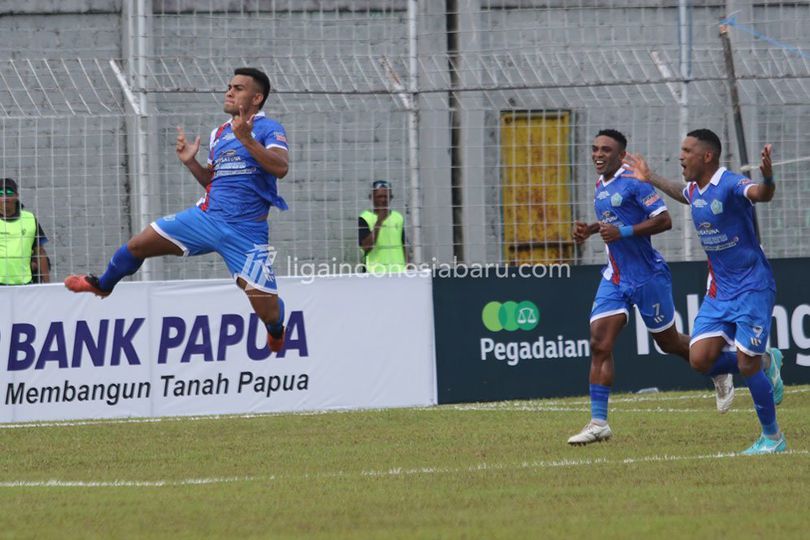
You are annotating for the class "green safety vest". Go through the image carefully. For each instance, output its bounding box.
[360,210,406,273]
[0,210,37,285]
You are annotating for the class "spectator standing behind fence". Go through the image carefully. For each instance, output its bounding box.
[358,180,407,273]
[0,178,50,285]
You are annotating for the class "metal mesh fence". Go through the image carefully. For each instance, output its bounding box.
[1,0,809,282]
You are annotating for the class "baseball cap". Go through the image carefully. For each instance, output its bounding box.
[372,180,391,190]
[0,178,18,195]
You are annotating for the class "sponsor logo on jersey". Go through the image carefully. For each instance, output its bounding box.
[642,193,661,207]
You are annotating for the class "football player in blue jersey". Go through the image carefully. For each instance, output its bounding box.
[623,129,785,454]
[567,129,734,446]
[65,67,290,353]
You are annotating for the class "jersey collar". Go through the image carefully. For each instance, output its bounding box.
[224,110,266,125]
[697,166,726,195]
[599,167,625,186]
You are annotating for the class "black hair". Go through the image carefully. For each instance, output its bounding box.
[234,67,271,109]
[595,129,627,150]
[687,129,722,159]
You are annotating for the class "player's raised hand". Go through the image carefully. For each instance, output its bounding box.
[176,126,200,164]
[622,152,651,183]
[760,144,773,179]
[573,220,590,245]
[232,106,256,142]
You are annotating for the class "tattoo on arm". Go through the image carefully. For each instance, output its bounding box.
[649,173,688,204]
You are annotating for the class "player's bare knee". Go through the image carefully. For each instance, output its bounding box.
[128,228,181,258]
[689,355,713,374]
[126,237,145,258]
[590,336,613,359]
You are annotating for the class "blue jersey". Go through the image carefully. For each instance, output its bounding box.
[594,168,669,286]
[682,167,775,300]
[202,112,289,221]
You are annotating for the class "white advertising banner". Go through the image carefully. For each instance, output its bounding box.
[0,274,436,422]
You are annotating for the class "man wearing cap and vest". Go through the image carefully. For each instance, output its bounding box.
[0,178,50,285]
[358,180,407,273]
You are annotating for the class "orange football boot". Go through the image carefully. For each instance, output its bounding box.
[64,274,112,298]
[268,327,286,353]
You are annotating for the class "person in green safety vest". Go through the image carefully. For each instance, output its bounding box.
[358,180,407,273]
[0,178,50,285]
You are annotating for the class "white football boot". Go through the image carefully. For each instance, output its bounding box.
[711,373,735,413]
[567,421,613,446]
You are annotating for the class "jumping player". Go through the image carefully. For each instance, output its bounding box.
[64,67,289,352]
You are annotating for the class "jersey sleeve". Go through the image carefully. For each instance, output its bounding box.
[733,175,756,203]
[259,120,289,151]
[207,127,218,165]
[634,181,668,218]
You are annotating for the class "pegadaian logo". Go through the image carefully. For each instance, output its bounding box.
[482,300,539,332]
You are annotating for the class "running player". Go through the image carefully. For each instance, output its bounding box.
[623,129,785,454]
[64,67,289,352]
[567,129,734,446]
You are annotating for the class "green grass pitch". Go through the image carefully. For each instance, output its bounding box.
[2,386,808,539]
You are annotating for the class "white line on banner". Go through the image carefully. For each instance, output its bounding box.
[2,450,807,489]
[0,409,366,430]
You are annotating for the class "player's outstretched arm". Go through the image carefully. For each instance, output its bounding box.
[745,144,776,203]
[623,152,688,205]
[232,107,289,178]
[176,126,213,187]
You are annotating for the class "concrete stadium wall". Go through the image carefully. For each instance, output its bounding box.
[2,0,809,282]
[0,1,128,279]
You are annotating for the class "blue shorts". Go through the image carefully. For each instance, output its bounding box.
[590,271,675,333]
[152,206,278,293]
[691,289,775,356]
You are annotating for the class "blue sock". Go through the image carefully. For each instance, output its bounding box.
[744,370,779,436]
[589,384,610,422]
[265,296,285,338]
[98,244,143,291]
[707,351,740,376]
